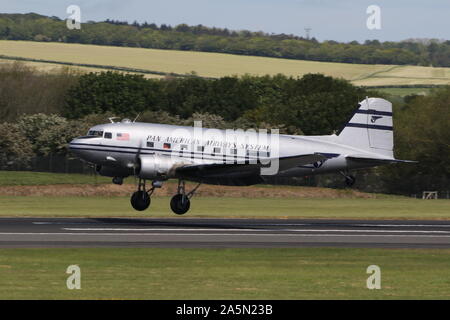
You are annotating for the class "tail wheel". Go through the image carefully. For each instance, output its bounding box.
[130,191,151,211]
[345,175,356,187]
[170,194,190,215]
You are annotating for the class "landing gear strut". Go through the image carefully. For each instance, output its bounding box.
[340,171,356,187]
[130,179,158,211]
[170,180,201,215]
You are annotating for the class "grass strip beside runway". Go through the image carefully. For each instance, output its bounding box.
[0,171,112,186]
[0,196,449,219]
[0,248,449,299]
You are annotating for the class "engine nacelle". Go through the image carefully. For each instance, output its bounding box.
[136,154,190,180]
[95,165,131,178]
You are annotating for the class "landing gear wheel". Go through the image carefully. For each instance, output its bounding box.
[345,175,356,187]
[170,194,190,215]
[112,177,123,185]
[130,191,151,211]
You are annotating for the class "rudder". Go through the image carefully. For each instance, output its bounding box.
[338,98,393,157]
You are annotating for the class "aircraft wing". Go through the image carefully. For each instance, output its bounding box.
[176,153,328,179]
[277,153,330,171]
[346,154,417,164]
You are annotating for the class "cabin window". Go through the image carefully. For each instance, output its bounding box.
[87,130,103,137]
[260,151,270,157]
[213,147,221,154]
[247,150,258,157]
[147,141,154,148]
[104,132,112,139]
[180,144,188,151]
[163,143,171,149]
[230,149,237,155]
[197,146,204,152]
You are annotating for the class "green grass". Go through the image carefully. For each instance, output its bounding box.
[0,196,449,219]
[0,171,113,186]
[0,248,449,299]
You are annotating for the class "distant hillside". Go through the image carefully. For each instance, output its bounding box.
[1,13,450,67]
[2,40,450,86]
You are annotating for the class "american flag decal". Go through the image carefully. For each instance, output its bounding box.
[116,133,130,141]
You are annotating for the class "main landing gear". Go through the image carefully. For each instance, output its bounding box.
[170,180,201,215]
[129,179,201,215]
[130,179,157,211]
[340,171,356,187]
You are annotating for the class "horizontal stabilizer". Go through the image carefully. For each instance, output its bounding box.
[346,155,417,164]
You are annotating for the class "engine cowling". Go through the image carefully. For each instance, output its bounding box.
[95,165,131,178]
[136,154,190,180]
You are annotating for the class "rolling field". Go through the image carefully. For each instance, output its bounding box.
[0,247,449,299]
[375,87,435,96]
[1,40,450,86]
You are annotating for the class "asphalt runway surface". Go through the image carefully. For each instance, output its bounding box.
[0,217,450,248]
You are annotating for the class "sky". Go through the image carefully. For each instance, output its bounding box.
[1,0,449,42]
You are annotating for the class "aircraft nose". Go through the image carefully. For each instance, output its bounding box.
[69,137,78,147]
[68,138,82,155]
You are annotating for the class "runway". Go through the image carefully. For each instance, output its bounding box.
[1,217,450,248]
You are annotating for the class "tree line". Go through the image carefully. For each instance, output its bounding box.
[63,71,374,136]
[1,13,450,67]
[0,62,448,194]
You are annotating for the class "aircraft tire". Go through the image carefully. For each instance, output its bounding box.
[170,194,190,215]
[130,191,151,211]
[113,177,123,185]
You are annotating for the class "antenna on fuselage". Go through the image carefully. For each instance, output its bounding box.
[133,113,141,123]
[108,117,120,123]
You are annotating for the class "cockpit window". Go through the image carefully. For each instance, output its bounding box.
[104,132,112,139]
[87,130,104,137]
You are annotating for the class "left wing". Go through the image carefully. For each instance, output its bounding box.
[176,153,328,185]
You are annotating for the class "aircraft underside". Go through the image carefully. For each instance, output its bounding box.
[102,159,358,215]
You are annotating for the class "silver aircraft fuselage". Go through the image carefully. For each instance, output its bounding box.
[69,121,378,181]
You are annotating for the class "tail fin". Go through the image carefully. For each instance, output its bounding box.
[338,97,393,158]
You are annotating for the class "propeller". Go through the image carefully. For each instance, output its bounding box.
[79,158,98,185]
[134,139,144,187]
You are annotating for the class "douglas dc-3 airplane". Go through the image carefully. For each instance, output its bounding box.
[69,98,413,215]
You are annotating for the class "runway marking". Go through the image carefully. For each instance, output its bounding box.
[234,223,450,228]
[32,221,450,228]
[62,227,450,234]
[350,224,450,228]
[32,222,86,225]
[63,228,262,232]
[1,232,450,238]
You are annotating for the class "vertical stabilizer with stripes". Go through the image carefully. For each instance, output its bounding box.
[339,98,393,158]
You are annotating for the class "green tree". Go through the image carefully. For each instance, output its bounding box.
[380,87,450,194]
[17,113,84,155]
[63,72,162,119]
[0,122,34,168]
